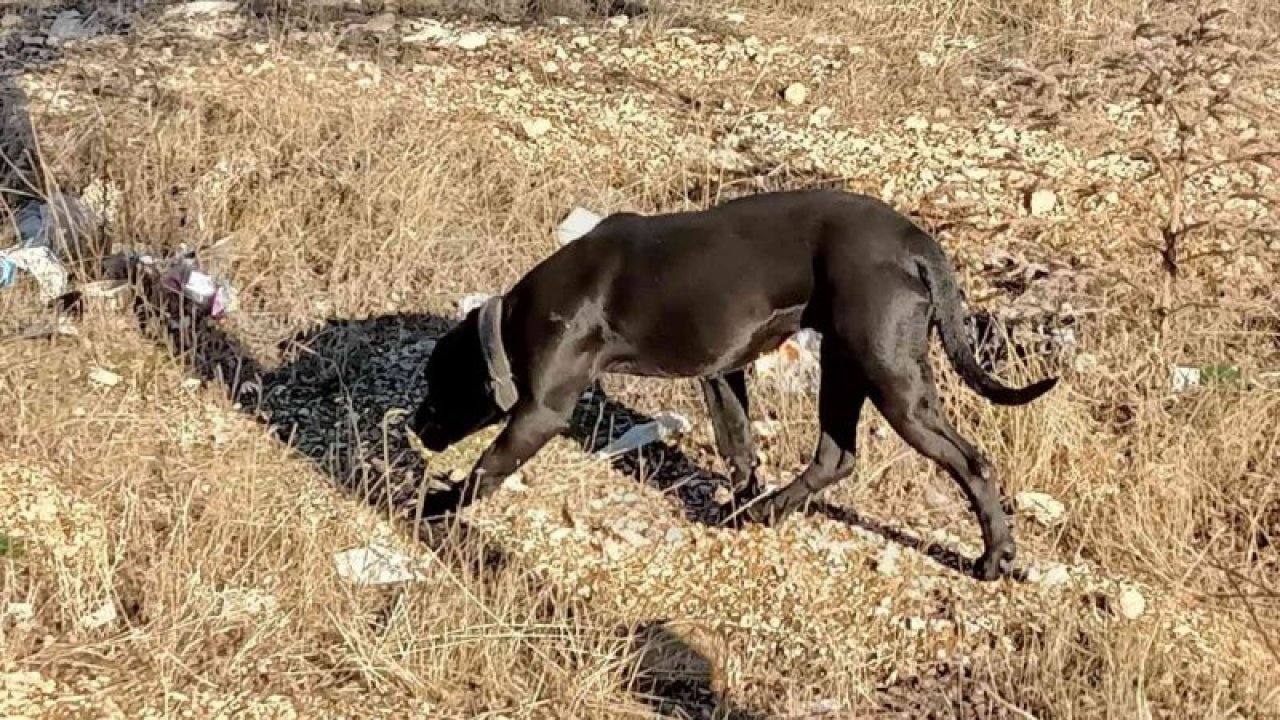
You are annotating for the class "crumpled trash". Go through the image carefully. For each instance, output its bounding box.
[556,206,604,245]
[1170,366,1200,393]
[593,411,692,460]
[753,329,821,393]
[14,192,104,268]
[2,193,108,304]
[456,292,491,319]
[125,246,237,320]
[1170,363,1241,393]
[333,544,424,585]
[0,245,68,302]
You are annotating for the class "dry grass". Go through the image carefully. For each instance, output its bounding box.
[2,0,1279,717]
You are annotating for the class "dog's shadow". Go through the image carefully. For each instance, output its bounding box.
[126,295,775,716]
[140,298,984,581]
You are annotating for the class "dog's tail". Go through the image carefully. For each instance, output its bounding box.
[916,243,1058,407]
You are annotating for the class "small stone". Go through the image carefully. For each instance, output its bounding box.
[364,12,397,33]
[1,13,23,29]
[520,117,552,140]
[903,115,929,131]
[621,527,650,547]
[501,473,528,492]
[164,1,240,17]
[876,544,901,577]
[1029,188,1058,217]
[725,12,746,23]
[905,616,926,632]
[49,10,92,42]
[88,367,122,388]
[455,32,487,50]
[783,82,809,105]
[709,146,751,172]
[1073,353,1099,373]
[1117,587,1146,620]
[1039,564,1072,588]
[6,602,34,622]
[1015,491,1066,527]
[403,22,450,44]
[923,483,951,511]
[751,419,781,437]
[664,527,685,544]
[79,601,117,630]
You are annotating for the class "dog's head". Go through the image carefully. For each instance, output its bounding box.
[410,306,513,452]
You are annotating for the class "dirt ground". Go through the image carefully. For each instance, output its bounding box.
[2,0,1278,717]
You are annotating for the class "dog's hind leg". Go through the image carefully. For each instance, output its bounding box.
[700,370,760,496]
[861,299,1015,581]
[743,341,867,523]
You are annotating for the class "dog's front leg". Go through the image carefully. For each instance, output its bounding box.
[420,405,569,519]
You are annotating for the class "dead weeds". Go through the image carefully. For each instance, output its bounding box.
[2,0,1278,717]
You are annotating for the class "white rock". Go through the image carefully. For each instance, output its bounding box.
[1117,587,1146,619]
[5,602,34,622]
[1029,188,1058,217]
[455,32,487,50]
[520,117,552,140]
[751,419,781,437]
[664,527,685,544]
[1015,491,1066,527]
[164,1,240,17]
[88,367,122,388]
[805,699,843,715]
[876,544,901,577]
[79,601,117,630]
[217,587,278,622]
[923,483,951,511]
[1073,353,1099,373]
[903,115,930,131]
[49,10,92,42]
[783,83,809,106]
[1,13,23,29]
[1039,564,1072,588]
[613,526,650,547]
[403,24,451,44]
[501,473,529,492]
[364,12,397,33]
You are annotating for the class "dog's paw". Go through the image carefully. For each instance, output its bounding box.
[974,543,1017,582]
